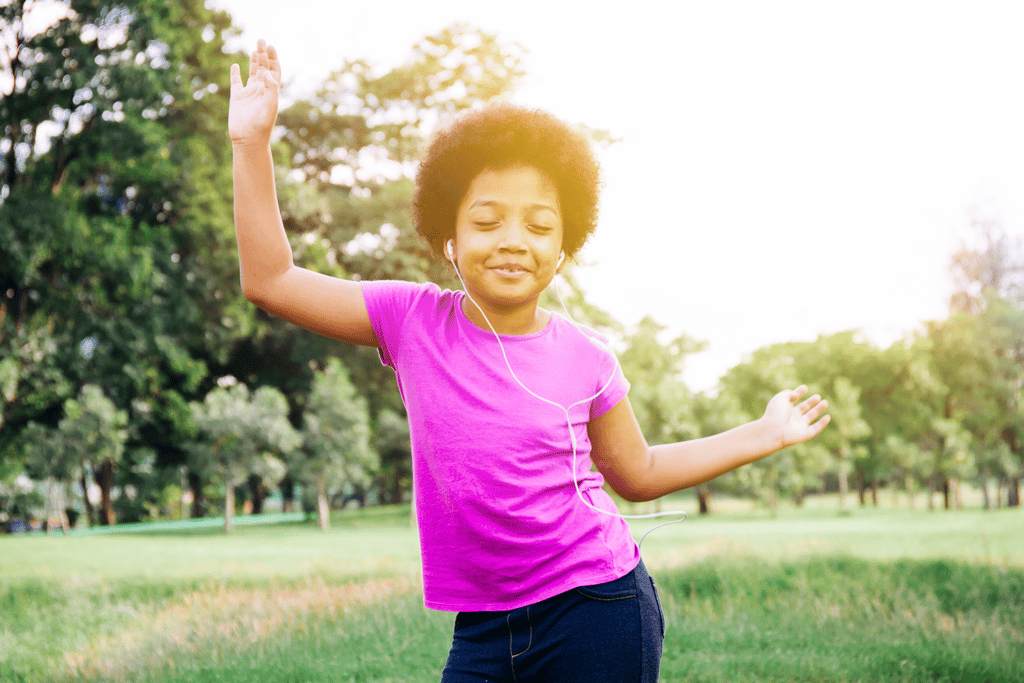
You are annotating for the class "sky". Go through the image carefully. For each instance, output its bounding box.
[212,0,1024,390]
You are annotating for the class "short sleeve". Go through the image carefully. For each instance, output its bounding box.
[588,338,630,420]
[360,280,434,368]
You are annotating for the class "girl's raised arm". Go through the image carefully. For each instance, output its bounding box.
[229,40,378,347]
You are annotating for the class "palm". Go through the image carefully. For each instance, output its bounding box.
[764,386,830,448]
[228,41,282,145]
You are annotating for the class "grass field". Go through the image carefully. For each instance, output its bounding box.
[1,500,1022,682]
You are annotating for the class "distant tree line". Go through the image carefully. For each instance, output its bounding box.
[1,1,1021,532]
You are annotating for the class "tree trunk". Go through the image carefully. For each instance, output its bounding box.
[188,470,206,518]
[793,488,804,507]
[352,483,367,508]
[280,476,295,513]
[856,469,866,506]
[838,449,850,510]
[980,474,991,510]
[79,471,95,527]
[248,474,266,515]
[223,479,235,533]
[942,478,951,510]
[316,476,330,531]
[697,485,711,515]
[1009,476,1020,507]
[45,479,69,535]
[904,472,916,510]
[870,480,878,507]
[95,459,116,526]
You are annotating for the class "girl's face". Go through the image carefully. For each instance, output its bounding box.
[452,164,564,318]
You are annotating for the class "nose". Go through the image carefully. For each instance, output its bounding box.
[497,219,528,252]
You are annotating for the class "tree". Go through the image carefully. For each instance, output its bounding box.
[47,382,126,528]
[21,421,71,532]
[823,377,871,510]
[716,342,809,512]
[187,381,299,532]
[292,358,375,530]
[926,300,1024,508]
[373,408,412,507]
[0,0,275,525]
[618,316,705,447]
[949,201,1024,313]
[946,201,1024,506]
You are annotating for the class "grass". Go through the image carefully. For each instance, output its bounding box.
[1,502,1022,682]
[659,556,1024,682]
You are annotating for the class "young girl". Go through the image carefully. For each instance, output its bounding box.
[229,40,829,683]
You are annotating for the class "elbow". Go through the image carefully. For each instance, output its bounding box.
[241,280,272,311]
[605,472,659,504]
[614,485,658,504]
[596,446,659,503]
[239,269,273,309]
[240,281,262,306]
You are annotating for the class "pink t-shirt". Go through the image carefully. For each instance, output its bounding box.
[361,280,640,611]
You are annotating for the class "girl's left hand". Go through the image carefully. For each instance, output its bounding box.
[763,385,830,449]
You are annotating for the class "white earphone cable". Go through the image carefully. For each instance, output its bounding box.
[446,243,686,547]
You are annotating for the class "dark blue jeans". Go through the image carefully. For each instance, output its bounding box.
[440,559,664,682]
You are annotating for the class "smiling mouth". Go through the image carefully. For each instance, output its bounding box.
[490,265,530,276]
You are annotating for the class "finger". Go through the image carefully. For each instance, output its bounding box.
[257,38,269,71]
[809,413,831,436]
[790,385,808,403]
[229,63,242,94]
[808,399,829,421]
[249,49,258,82]
[798,395,822,414]
[266,44,282,85]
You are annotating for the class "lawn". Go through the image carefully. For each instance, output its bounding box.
[1,502,1022,682]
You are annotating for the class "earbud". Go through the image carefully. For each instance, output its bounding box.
[446,240,455,261]
[557,251,565,268]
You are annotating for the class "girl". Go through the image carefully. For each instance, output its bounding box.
[229,40,829,682]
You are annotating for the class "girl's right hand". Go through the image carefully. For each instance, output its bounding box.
[228,40,282,146]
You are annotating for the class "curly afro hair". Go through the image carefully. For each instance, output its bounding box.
[413,102,602,262]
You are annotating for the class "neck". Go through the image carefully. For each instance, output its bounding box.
[461,297,550,336]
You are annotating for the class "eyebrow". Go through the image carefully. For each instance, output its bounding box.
[468,199,560,215]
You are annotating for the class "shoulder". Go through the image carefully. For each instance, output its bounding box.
[361,280,454,316]
[361,280,463,338]
[550,314,615,355]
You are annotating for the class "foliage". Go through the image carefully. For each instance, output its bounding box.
[0,0,248,502]
[187,381,300,531]
[618,315,705,446]
[292,358,375,528]
[1,1,1022,517]
[949,201,1024,313]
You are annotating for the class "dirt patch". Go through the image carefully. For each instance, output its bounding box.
[61,575,417,681]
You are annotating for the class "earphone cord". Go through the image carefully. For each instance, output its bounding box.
[448,255,687,549]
